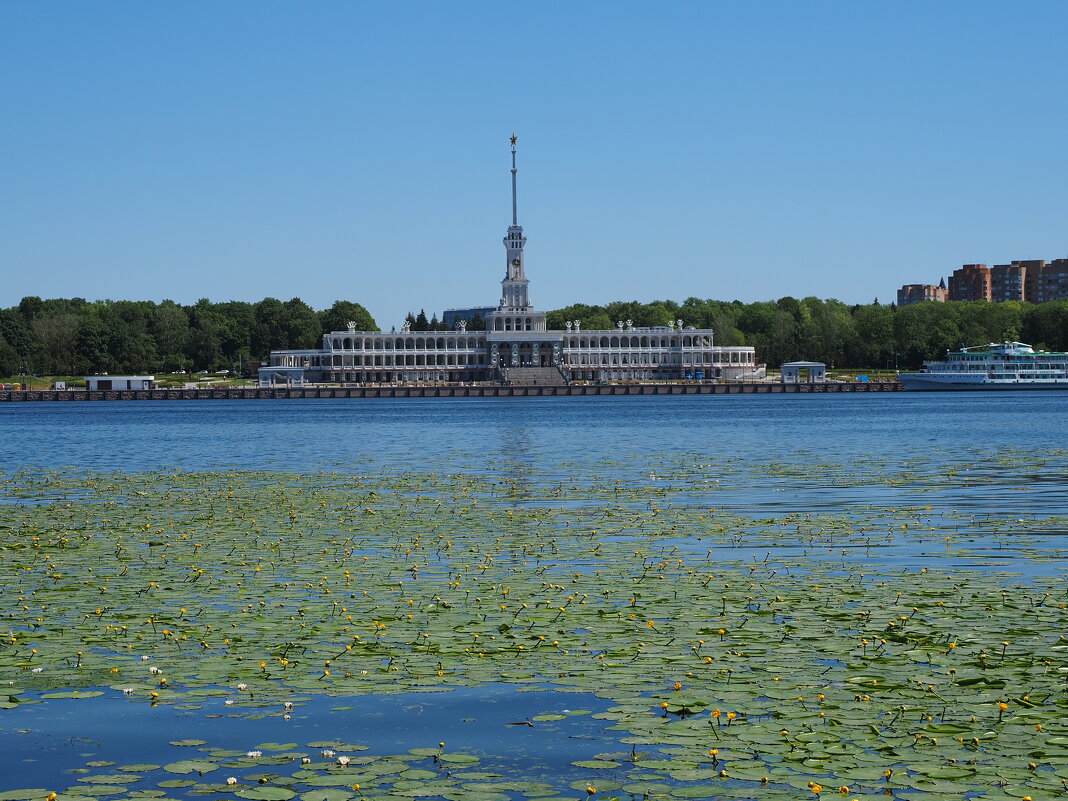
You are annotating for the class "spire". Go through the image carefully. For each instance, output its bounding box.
[510,133,518,226]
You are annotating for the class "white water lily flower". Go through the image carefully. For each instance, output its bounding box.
[226,777,238,785]
[301,757,311,764]
[283,701,293,710]
[122,687,134,695]
[320,749,335,757]
[337,755,350,766]
[140,655,150,661]
[224,699,234,706]
[31,667,44,674]
[237,683,248,691]
[148,666,162,674]
[246,750,262,757]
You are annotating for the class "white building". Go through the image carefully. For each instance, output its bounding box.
[85,376,155,391]
[263,140,763,386]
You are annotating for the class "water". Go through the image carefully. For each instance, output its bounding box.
[1,391,1064,471]
[2,393,1067,795]
[6,685,613,784]
[3,394,1066,520]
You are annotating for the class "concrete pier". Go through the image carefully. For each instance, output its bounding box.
[0,382,903,402]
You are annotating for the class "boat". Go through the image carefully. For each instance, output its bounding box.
[898,342,1068,391]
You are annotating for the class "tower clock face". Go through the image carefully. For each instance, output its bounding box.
[511,258,521,267]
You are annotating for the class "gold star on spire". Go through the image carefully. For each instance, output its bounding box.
[510,133,517,147]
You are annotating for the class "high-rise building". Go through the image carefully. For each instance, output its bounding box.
[897,281,947,306]
[1026,259,1068,303]
[947,264,991,301]
[989,260,1035,303]
[907,257,1068,306]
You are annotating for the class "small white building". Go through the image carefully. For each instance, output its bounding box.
[257,366,306,388]
[85,376,155,391]
[779,362,826,383]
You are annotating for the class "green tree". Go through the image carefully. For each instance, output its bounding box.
[74,313,110,374]
[320,300,377,333]
[152,301,190,370]
[283,298,321,349]
[187,299,224,369]
[847,304,894,367]
[1022,301,1068,351]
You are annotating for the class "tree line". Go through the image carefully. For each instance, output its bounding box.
[4,294,1068,377]
[0,296,376,377]
[546,297,1068,369]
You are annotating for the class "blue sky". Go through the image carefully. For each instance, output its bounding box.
[2,1,1066,328]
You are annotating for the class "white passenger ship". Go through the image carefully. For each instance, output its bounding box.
[898,342,1068,391]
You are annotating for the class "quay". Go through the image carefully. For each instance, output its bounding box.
[0,382,903,403]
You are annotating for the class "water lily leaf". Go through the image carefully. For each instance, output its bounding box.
[40,690,105,699]
[69,786,128,796]
[162,760,217,775]
[299,792,353,801]
[235,790,296,801]
[571,761,620,770]
[399,770,439,780]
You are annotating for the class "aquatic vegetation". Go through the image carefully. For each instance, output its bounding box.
[1,458,1067,799]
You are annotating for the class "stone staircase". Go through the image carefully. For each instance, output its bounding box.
[501,366,568,385]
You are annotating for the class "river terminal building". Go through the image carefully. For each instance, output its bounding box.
[261,139,763,386]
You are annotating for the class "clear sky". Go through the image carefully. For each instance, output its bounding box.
[2,1,1066,328]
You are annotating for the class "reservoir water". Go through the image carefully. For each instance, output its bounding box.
[2,393,1067,517]
[1,393,1066,798]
